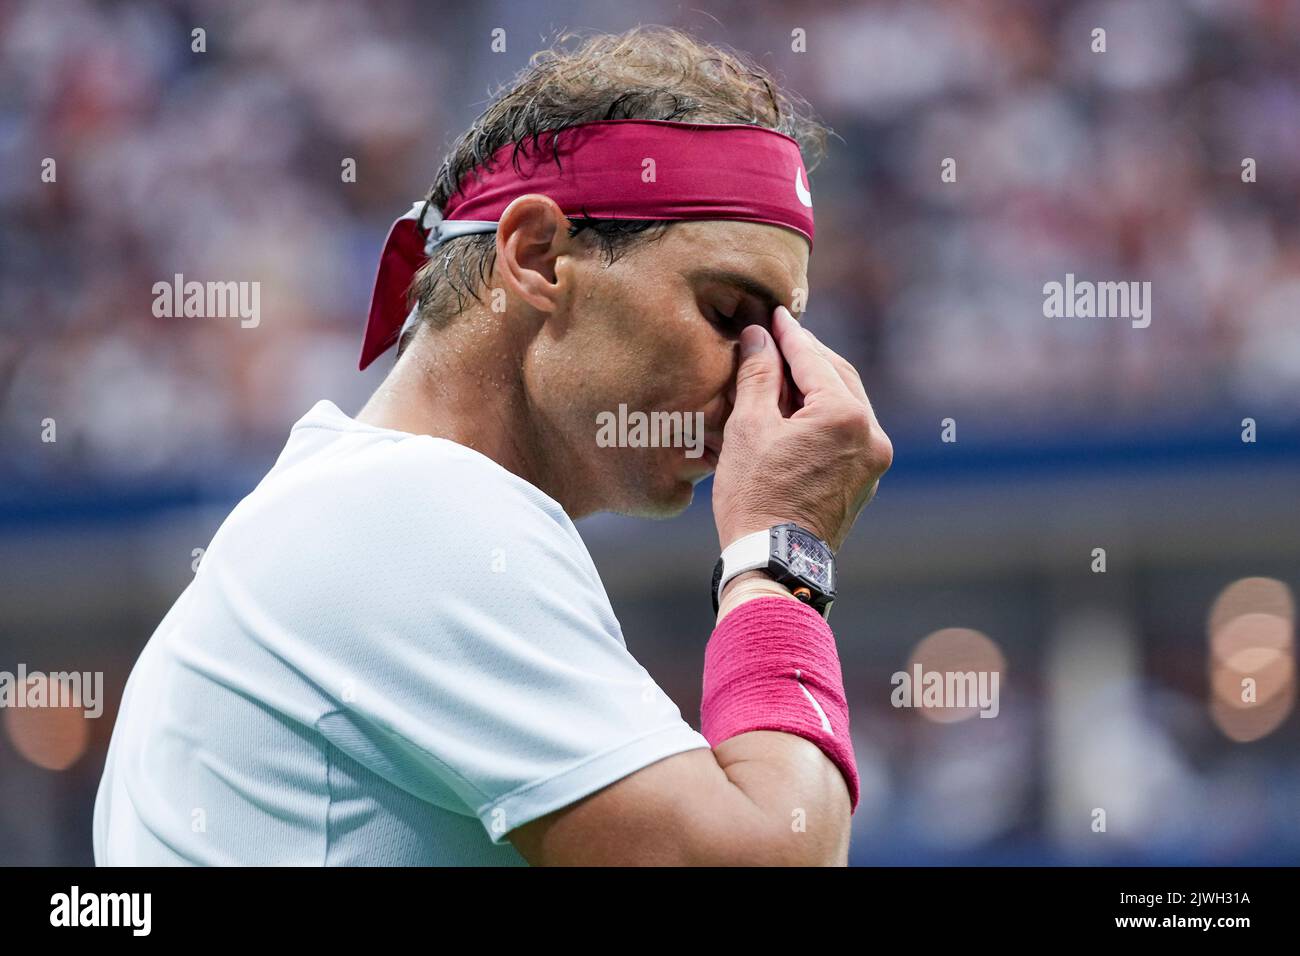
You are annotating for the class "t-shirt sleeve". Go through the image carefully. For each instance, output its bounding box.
[306,438,712,845]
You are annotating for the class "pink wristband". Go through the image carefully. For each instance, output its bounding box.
[700,595,859,810]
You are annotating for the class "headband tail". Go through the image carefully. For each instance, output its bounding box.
[358,214,428,370]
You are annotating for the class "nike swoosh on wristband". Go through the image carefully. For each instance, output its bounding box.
[795,668,834,734]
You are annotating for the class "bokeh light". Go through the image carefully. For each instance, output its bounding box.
[2,675,91,771]
[906,628,1006,724]
[1208,578,1296,742]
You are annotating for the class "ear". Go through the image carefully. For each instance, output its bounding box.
[494,194,573,314]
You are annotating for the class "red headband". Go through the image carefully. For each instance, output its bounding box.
[358,119,815,370]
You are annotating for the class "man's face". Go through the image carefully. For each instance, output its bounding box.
[522,219,810,518]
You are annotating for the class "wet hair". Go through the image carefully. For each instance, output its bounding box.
[402,25,828,346]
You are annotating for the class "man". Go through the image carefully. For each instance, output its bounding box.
[93,26,892,866]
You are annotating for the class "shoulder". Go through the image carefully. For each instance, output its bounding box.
[215,420,607,626]
[249,409,578,548]
[363,435,600,586]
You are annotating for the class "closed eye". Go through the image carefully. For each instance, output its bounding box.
[706,302,750,335]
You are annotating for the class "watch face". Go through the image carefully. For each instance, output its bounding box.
[782,527,834,592]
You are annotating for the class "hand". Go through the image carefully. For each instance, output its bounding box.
[712,306,892,553]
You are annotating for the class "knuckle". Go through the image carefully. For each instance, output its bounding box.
[872,428,895,473]
[734,359,774,389]
[829,401,874,438]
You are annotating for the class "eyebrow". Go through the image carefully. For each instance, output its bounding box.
[685,266,787,315]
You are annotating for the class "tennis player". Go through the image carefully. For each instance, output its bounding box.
[93,26,892,866]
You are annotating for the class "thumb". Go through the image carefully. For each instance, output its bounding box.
[732,324,782,417]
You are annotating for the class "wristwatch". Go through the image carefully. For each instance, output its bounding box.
[711,523,836,618]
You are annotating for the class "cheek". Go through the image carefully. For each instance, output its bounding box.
[639,306,736,405]
[577,275,731,408]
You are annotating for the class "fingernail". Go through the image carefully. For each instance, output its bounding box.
[740,324,765,356]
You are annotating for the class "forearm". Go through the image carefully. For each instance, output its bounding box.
[704,572,854,865]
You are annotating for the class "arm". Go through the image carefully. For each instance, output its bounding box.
[512,571,850,866]
[511,308,892,866]
[509,729,851,866]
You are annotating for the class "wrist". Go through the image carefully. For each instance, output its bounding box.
[716,570,798,623]
[713,523,837,621]
[718,516,831,553]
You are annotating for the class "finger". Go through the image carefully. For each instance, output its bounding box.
[771,305,849,403]
[800,322,870,407]
[730,323,783,419]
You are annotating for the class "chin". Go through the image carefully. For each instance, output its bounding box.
[615,475,698,520]
[601,450,713,519]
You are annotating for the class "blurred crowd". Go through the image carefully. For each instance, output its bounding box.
[2,0,1298,481]
[1,0,1298,868]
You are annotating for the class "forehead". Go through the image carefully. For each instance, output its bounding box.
[655,219,810,307]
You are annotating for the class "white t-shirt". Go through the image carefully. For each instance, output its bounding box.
[93,399,711,865]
